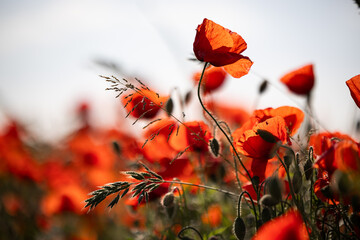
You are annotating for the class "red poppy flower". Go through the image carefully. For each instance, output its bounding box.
[280,64,315,95]
[252,209,309,240]
[233,116,288,159]
[122,89,168,119]
[193,18,253,78]
[253,106,304,136]
[310,132,356,177]
[193,66,227,93]
[346,74,360,108]
[232,106,303,180]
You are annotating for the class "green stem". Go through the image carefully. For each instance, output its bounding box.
[196,62,256,194]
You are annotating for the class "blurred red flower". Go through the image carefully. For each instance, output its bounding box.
[206,101,250,128]
[169,121,212,153]
[141,118,178,162]
[122,89,168,119]
[252,209,309,240]
[280,64,315,95]
[193,18,253,78]
[346,74,360,108]
[193,66,227,94]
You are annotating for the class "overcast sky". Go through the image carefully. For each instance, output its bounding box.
[0,0,359,141]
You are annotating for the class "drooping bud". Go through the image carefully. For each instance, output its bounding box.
[209,138,220,157]
[283,149,294,168]
[258,79,268,94]
[233,217,246,240]
[292,169,302,194]
[257,129,278,143]
[165,97,174,116]
[267,176,283,202]
[304,158,313,180]
[331,170,351,195]
[161,192,175,208]
[261,207,272,224]
[112,141,121,155]
[259,194,279,207]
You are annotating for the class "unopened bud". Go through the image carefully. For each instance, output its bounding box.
[161,192,175,208]
[267,176,283,202]
[331,170,351,195]
[209,138,220,157]
[233,217,246,240]
[257,129,278,143]
[304,159,313,180]
[292,170,302,194]
[165,98,174,116]
[283,149,294,168]
[259,194,279,207]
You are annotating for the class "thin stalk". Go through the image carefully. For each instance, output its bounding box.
[196,62,256,194]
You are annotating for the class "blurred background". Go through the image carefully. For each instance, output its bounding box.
[1,0,360,141]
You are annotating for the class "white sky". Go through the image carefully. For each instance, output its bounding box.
[0,0,359,142]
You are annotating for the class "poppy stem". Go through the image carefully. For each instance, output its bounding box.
[237,190,258,224]
[196,62,257,195]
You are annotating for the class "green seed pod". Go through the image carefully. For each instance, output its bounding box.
[233,217,246,240]
[259,194,279,207]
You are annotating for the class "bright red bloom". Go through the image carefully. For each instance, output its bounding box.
[252,210,309,240]
[280,64,315,95]
[253,106,304,136]
[310,132,359,203]
[232,106,304,180]
[346,74,360,108]
[193,18,253,78]
[310,132,356,177]
[122,89,168,119]
[193,66,227,93]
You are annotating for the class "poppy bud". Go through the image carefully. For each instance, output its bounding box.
[165,98,174,116]
[304,158,313,180]
[283,149,294,168]
[261,207,272,224]
[233,217,246,240]
[259,194,279,207]
[184,90,192,105]
[267,176,283,202]
[292,170,302,194]
[331,170,351,195]
[209,138,220,157]
[259,79,268,94]
[257,129,278,143]
[161,192,175,208]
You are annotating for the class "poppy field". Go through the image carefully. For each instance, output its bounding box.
[1,16,360,240]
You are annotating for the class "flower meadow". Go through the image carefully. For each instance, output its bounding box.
[1,18,360,240]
